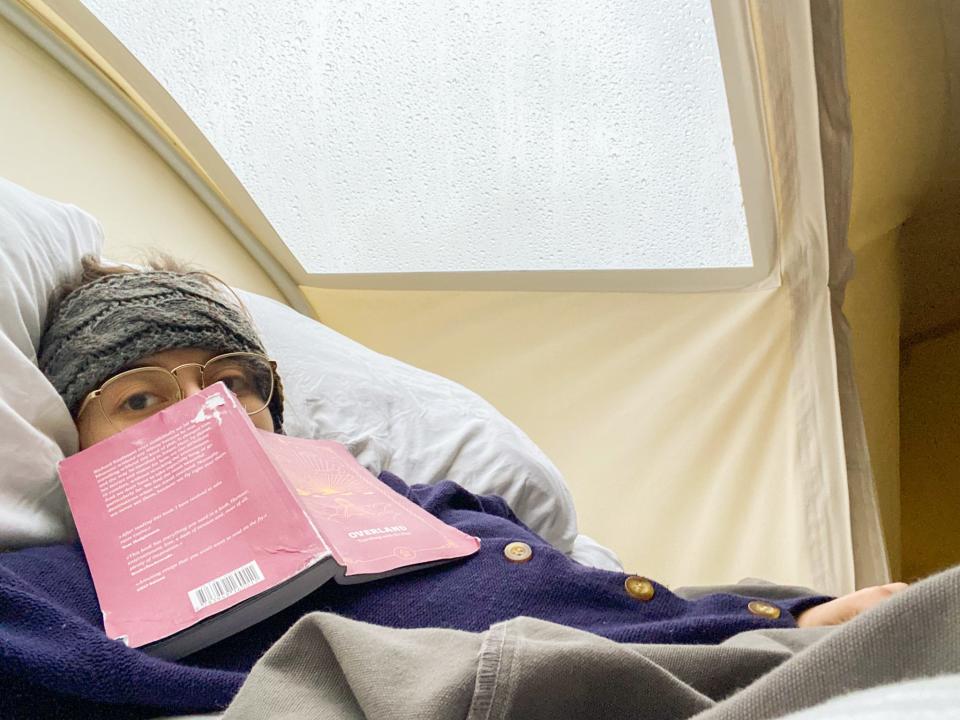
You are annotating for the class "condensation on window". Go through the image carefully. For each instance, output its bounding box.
[83,0,752,274]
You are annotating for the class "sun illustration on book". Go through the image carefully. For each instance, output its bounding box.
[309,497,400,523]
[288,448,369,496]
[295,485,342,497]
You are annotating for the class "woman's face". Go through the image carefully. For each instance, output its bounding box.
[76,347,276,450]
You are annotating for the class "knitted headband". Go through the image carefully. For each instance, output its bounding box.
[37,269,284,431]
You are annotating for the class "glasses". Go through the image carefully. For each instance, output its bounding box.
[77,352,277,431]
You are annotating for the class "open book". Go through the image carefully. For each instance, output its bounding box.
[58,383,480,660]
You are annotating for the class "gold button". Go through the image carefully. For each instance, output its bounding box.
[747,600,781,620]
[624,575,655,601]
[503,541,533,563]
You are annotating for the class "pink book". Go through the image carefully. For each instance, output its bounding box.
[58,383,480,659]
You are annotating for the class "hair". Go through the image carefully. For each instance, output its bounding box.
[46,253,252,326]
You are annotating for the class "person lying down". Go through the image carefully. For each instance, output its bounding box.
[1,256,906,719]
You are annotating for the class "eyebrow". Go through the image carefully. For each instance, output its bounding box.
[114,361,150,374]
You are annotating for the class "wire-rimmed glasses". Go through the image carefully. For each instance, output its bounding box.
[76,351,276,430]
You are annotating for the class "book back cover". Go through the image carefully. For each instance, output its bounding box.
[59,385,329,648]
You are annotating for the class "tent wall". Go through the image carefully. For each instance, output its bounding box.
[844,0,960,583]
[304,284,813,588]
[0,15,285,301]
[842,0,949,581]
[896,0,960,581]
[901,328,960,581]
[901,0,960,577]
[841,227,901,576]
[898,204,960,578]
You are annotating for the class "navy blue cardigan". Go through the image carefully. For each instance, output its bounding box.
[0,473,828,719]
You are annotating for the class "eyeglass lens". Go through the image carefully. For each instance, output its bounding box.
[98,354,273,429]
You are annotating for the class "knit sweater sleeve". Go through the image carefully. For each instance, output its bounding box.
[674,580,835,620]
[378,470,528,526]
[375,470,834,635]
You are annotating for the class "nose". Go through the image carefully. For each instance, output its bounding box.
[179,377,205,397]
[171,365,205,398]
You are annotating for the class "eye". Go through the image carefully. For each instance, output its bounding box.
[121,392,165,413]
[217,372,253,394]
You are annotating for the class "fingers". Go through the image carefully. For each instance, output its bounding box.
[796,582,909,628]
[845,583,908,615]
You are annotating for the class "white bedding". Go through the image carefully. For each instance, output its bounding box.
[0,178,101,547]
[782,675,960,720]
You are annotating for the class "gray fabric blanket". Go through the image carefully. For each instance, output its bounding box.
[223,565,960,719]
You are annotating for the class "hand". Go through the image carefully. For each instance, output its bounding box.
[796,582,908,628]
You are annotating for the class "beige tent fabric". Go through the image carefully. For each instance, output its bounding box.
[745,0,887,589]
[810,0,891,587]
[741,0,856,593]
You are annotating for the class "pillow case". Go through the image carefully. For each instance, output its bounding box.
[0,178,102,548]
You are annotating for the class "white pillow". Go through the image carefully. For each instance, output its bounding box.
[0,178,102,549]
[239,290,617,564]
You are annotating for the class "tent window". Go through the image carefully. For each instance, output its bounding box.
[83,1,770,286]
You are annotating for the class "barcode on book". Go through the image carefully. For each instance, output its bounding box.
[188,561,265,612]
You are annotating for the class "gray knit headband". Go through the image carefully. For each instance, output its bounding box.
[37,269,284,431]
